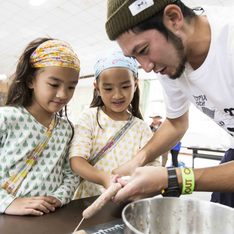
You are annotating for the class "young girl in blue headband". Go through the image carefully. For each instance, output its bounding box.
[69,51,160,199]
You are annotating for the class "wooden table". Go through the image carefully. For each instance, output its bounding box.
[187,147,225,168]
[0,196,126,234]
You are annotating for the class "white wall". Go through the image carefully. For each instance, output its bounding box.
[68,77,93,124]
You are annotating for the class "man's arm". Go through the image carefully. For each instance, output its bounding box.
[136,111,189,166]
[190,161,234,192]
[113,161,234,203]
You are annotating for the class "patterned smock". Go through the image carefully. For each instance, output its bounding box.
[0,106,79,213]
[69,107,160,198]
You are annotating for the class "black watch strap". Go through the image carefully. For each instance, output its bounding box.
[162,167,181,197]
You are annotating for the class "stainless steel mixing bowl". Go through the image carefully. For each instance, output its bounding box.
[122,197,234,234]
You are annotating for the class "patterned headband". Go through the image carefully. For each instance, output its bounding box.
[94,51,138,79]
[30,39,80,72]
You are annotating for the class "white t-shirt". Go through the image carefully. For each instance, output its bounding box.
[158,6,234,143]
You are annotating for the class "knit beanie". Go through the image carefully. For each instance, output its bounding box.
[106,0,177,40]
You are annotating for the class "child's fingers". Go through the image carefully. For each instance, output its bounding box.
[117,176,131,186]
[24,208,44,216]
[37,201,56,212]
[33,196,60,207]
[26,202,50,213]
[27,198,56,212]
[110,174,120,183]
[46,196,62,207]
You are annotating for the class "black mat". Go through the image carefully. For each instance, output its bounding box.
[84,219,124,234]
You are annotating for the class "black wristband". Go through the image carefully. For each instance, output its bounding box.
[162,167,181,197]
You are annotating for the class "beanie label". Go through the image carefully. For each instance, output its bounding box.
[129,0,154,16]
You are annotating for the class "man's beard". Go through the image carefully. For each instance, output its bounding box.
[169,56,186,79]
[167,30,187,80]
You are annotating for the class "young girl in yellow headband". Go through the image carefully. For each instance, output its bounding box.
[0,37,80,216]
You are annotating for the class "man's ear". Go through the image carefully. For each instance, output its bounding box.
[163,5,184,33]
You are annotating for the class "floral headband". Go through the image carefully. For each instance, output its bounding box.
[30,39,80,72]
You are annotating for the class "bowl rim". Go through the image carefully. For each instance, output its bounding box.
[122,196,234,233]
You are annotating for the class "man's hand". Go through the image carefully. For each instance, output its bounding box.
[5,196,61,216]
[113,166,168,203]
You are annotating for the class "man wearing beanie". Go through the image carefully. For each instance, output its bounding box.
[105,0,234,208]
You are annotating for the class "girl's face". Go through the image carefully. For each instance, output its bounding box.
[95,67,137,120]
[28,66,79,118]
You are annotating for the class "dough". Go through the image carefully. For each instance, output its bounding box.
[73,230,87,234]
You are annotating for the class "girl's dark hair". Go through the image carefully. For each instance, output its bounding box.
[90,74,143,128]
[6,37,74,142]
[132,0,196,40]
[6,37,52,107]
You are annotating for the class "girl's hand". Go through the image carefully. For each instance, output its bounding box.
[102,173,113,189]
[102,173,120,189]
[47,196,62,208]
[5,196,60,216]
